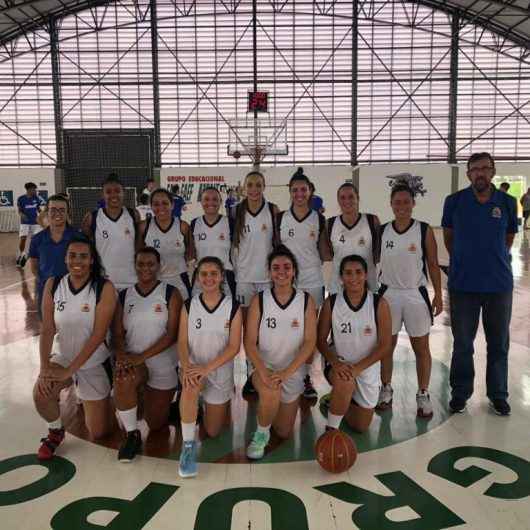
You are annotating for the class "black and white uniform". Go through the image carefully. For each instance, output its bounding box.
[256,288,308,403]
[190,215,235,298]
[50,275,112,401]
[119,282,178,390]
[143,216,191,301]
[278,208,326,307]
[232,201,276,307]
[92,208,137,289]
[325,291,381,409]
[378,219,432,337]
[328,214,378,293]
[186,294,240,404]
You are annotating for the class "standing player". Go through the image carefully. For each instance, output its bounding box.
[139,188,193,301]
[245,246,317,459]
[231,170,279,395]
[112,247,182,462]
[317,255,391,433]
[376,183,443,417]
[82,174,139,290]
[327,183,380,293]
[16,182,44,267]
[33,235,116,459]
[177,257,242,477]
[190,187,235,298]
[276,167,331,399]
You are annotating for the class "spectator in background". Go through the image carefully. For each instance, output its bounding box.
[225,188,239,217]
[521,187,530,230]
[499,182,510,193]
[171,184,186,218]
[309,182,325,214]
[136,193,152,221]
[29,194,77,313]
[16,182,44,268]
[442,152,518,416]
[142,178,156,197]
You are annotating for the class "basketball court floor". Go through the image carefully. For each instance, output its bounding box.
[0,230,529,529]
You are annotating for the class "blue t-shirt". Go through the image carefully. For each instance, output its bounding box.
[441,186,518,293]
[311,195,324,212]
[17,194,43,225]
[172,195,186,218]
[28,226,79,297]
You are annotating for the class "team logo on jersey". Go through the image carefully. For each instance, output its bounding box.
[309,230,316,239]
[492,207,502,218]
[261,223,268,232]
[124,228,131,236]
[358,237,366,246]
[80,303,90,312]
[363,325,373,336]
[176,240,181,247]
[408,243,417,253]
[154,304,163,313]
[219,233,226,241]
[291,318,300,328]
[224,320,230,329]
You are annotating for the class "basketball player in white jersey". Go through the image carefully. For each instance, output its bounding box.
[245,246,317,460]
[177,257,242,477]
[33,235,117,460]
[82,174,139,289]
[377,183,443,417]
[112,247,182,462]
[276,167,331,399]
[317,255,391,433]
[139,188,193,301]
[190,187,236,298]
[230,170,279,395]
[327,183,380,293]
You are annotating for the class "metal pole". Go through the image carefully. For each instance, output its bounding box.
[351,0,358,167]
[49,17,64,168]
[150,0,162,169]
[252,0,259,169]
[448,12,459,166]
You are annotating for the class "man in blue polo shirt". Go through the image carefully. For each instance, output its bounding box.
[29,194,77,313]
[442,152,517,416]
[16,182,44,268]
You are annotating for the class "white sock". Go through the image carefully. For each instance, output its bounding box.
[257,424,271,435]
[327,413,343,430]
[47,418,62,430]
[117,406,138,433]
[181,422,196,443]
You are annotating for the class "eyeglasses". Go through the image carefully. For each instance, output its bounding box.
[469,166,494,174]
[49,208,66,215]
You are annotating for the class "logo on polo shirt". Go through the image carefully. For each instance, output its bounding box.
[492,207,502,218]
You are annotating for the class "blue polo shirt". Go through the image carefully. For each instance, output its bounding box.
[29,225,78,297]
[311,195,324,212]
[17,194,42,224]
[441,186,517,293]
[172,195,186,218]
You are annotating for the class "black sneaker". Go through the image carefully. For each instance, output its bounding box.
[19,255,27,268]
[303,375,318,399]
[15,256,21,268]
[489,399,511,416]
[242,376,256,396]
[449,397,467,413]
[118,430,142,463]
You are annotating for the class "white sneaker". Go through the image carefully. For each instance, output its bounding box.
[416,390,434,418]
[246,430,270,460]
[376,383,393,410]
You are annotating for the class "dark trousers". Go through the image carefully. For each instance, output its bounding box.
[449,290,512,401]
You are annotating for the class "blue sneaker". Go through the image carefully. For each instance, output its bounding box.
[178,441,198,478]
[246,430,270,460]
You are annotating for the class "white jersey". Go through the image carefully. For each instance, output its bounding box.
[258,288,307,371]
[190,215,232,271]
[328,214,378,292]
[186,294,239,388]
[119,282,177,373]
[278,208,325,289]
[379,219,428,289]
[232,201,275,283]
[51,275,110,369]
[143,217,188,285]
[93,207,137,289]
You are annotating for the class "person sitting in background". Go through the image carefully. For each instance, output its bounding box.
[136,193,152,221]
[142,178,156,197]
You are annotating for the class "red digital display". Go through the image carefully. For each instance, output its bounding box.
[248,91,268,113]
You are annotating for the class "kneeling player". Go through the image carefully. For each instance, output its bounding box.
[245,245,317,459]
[177,257,242,478]
[318,255,391,433]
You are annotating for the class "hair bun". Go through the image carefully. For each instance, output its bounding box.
[295,167,304,177]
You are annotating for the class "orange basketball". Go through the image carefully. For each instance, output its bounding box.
[315,429,357,473]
